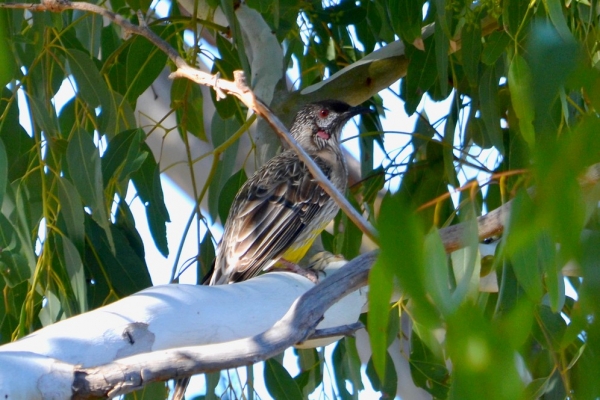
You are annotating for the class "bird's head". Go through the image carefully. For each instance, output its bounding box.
[290,100,372,151]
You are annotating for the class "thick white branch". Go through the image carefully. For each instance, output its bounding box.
[0,253,375,399]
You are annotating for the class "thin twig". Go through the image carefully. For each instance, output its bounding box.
[0,0,379,243]
[304,322,365,342]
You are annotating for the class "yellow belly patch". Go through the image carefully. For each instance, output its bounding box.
[278,221,329,264]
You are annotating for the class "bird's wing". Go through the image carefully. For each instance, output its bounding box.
[213,152,332,284]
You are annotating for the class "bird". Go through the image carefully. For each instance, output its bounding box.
[171,99,371,399]
[208,99,371,285]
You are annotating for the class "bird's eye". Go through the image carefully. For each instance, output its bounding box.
[319,109,329,118]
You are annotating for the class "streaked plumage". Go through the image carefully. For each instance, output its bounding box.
[208,99,370,285]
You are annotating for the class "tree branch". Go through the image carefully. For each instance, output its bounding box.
[0,0,378,243]
[70,251,378,398]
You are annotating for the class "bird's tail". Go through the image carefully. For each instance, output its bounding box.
[171,376,190,400]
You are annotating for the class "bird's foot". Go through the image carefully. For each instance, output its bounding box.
[279,259,320,284]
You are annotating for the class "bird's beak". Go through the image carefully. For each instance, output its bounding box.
[346,105,374,119]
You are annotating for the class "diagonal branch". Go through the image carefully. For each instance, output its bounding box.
[0,0,378,243]
[71,251,379,398]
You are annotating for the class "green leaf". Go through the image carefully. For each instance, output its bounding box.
[65,48,111,109]
[482,30,510,66]
[83,216,151,308]
[124,0,153,14]
[546,0,572,40]
[332,338,363,399]
[524,376,554,400]
[209,115,241,221]
[125,26,172,104]
[66,128,114,252]
[211,34,242,119]
[510,240,543,302]
[131,144,170,256]
[28,94,59,138]
[171,79,206,141]
[434,0,452,36]
[442,99,459,187]
[218,168,248,225]
[73,11,102,57]
[450,208,480,307]
[502,0,530,38]
[57,177,85,253]
[539,233,564,313]
[0,89,35,182]
[424,230,451,315]
[264,358,303,400]
[508,54,535,148]
[334,194,363,260]
[366,352,397,398]
[479,65,504,154]
[0,214,29,287]
[62,235,87,313]
[461,20,482,88]
[124,382,168,400]
[0,10,17,89]
[434,20,449,95]
[403,38,438,115]
[533,305,566,352]
[527,23,579,135]
[198,231,215,284]
[410,329,449,398]
[102,129,147,188]
[0,138,7,207]
[370,193,437,377]
[367,257,394,380]
[447,305,524,400]
[219,0,251,87]
[389,0,423,45]
[295,348,323,397]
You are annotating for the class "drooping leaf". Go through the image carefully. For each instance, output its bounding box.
[482,30,510,66]
[65,48,111,110]
[366,352,398,398]
[0,10,16,89]
[331,338,363,399]
[125,25,174,104]
[131,143,170,256]
[403,37,437,115]
[102,129,147,188]
[447,305,524,400]
[57,177,85,253]
[410,329,449,398]
[294,348,323,397]
[0,216,29,288]
[434,19,449,95]
[264,358,303,400]
[198,230,215,284]
[83,216,151,308]
[508,54,535,147]
[389,0,423,46]
[171,76,206,142]
[479,64,504,154]
[461,19,482,88]
[0,138,7,207]
[66,128,114,252]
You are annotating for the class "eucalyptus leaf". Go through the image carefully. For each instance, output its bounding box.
[264,358,303,400]
[66,128,114,253]
[65,48,111,110]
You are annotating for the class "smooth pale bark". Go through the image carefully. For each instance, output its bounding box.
[0,256,371,399]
